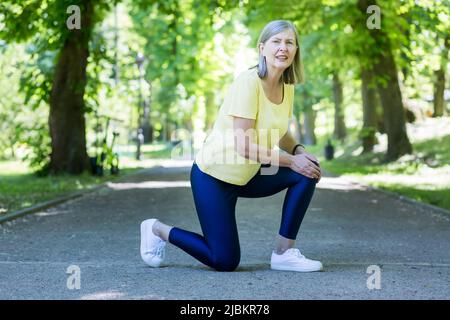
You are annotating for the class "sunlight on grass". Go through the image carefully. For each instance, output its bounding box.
[0,160,31,175]
[120,157,166,169]
[115,142,171,154]
[106,180,191,190]
[0,142,174,215]
[407,117,450,143]
[318,117,450,211]
[345,170,450,190]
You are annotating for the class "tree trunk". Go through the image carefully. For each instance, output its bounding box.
[375,92,385,134]
[302,91,316,145]
[433,35,449,117]
[49,2,94,174]
[294,104,304,144]
[142,99,152,143]
[433,69,445,117]
[146,86,154,143]
[374,46,412,161]
[10,142,15,159]
[332,72,346,141]
[361,67,377,153]
[357,0,412,161]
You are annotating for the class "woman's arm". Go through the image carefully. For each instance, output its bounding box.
[233,116,294,167]
[232,116,321,179]
[278,130,305,155]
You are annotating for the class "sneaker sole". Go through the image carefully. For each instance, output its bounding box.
[271,263,323,272]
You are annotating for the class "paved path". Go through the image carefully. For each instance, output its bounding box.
[1,160,449,300]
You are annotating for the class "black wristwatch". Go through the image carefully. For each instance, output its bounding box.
[292,143,305,155]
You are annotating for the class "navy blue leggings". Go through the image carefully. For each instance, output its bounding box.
[168,162,317,271]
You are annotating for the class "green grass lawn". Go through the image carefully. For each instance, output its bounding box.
[0,142,174,216]
[308,117,450,211]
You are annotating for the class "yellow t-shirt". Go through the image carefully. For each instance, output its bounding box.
[195,67,294,186]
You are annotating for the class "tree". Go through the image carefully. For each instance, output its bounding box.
[360,66,378,153]
[332,71,346,141]
[407,1,449,117]
[356,0,412,161]
[0,0,112,174]
[49,1,93,174]
[433,34,449,117]
[130,0,239,142]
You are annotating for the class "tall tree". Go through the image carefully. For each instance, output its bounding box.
[130,0,238,142]
[360,66,378,153]
[356,0,412,161]
[0,0,112,174]
[332,71,346,141]
[407,1,450,117]
[433,34,449,117]
[49,1,93,174]
[301,89,317,145]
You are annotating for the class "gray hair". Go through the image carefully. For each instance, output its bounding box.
[255,20,304,84]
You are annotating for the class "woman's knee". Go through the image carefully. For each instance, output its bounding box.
[291,171,318,187]
[211,251,240,272]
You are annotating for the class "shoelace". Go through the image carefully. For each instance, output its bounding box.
[290,248,305,259]
[150,240,165,257]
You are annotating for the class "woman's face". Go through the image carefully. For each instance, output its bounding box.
[259,28,297,72]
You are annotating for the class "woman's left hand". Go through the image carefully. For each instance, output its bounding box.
[301,151,322,182]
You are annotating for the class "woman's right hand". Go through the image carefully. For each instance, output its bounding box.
[290,153,321,180]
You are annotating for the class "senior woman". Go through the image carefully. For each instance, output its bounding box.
[140,20,323,272]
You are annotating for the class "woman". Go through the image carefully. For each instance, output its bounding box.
[140,20,323,272]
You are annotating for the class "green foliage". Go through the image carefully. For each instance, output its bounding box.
[129,0,242,135]
[0,1,112,44]
[0,44,23,159]
[20,45,55,108]
[21,123,52,175]
[0,0,448,188]
[358,126,376,139]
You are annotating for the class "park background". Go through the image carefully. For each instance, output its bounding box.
[0,0,449,217]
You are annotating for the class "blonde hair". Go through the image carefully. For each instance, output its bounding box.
[255,20,304,84]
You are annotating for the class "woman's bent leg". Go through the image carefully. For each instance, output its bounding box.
[278,174,316,239]
[168,163,241,271]
[239,166,317,240]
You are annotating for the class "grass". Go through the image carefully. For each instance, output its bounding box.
[0,142,174,216]
[114,142,174,160]
[311,117,450,211]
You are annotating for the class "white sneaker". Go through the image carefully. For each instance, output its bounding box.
[271,248,323,272]
[140,219,166,267]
